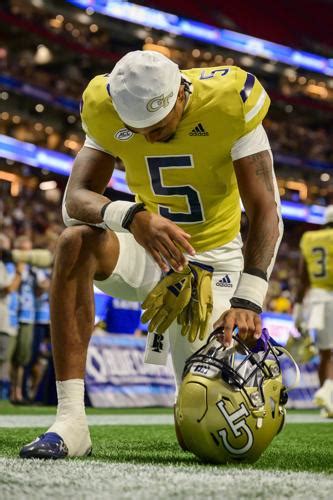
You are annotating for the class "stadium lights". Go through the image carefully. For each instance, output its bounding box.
[39,180,58,190]
[66,0,333,76]
[306,84,329,99]
[34,45,52,64]
[320,173,330,182]
[0,170,20,196]
[285,181,308,200]
[35,104,45,113]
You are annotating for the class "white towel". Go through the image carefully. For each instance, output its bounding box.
[144,330,170,365]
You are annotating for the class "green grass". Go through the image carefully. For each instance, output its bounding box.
[1,409,332,499]
[1,422,332,473]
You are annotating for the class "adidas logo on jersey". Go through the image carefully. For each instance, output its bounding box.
[216,275,232,287]
[189,123,209,136]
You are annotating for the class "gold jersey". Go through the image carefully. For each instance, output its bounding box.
[300,228,333,290]
[81,66,270,252]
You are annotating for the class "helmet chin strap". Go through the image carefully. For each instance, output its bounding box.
[272,346,301,392]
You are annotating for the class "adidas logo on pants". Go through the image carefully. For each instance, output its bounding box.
[216,275,233,287]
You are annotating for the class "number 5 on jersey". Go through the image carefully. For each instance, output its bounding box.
[146,155,205,224]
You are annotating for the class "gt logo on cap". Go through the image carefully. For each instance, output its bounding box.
[146,92,174,112]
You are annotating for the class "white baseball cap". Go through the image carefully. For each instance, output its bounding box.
[108,50,181,128]
[324,205,333,224]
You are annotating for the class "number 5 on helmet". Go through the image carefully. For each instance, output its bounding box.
[141,266,193,334]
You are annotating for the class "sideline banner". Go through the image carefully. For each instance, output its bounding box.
[282,358,320,409]
[86,333,176,407]
[86,333,319,409]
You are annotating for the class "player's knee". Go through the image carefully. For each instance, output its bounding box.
[56,225,103,262]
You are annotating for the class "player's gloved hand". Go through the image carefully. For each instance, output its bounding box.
[177,262,214,343]
[141,266,193,334]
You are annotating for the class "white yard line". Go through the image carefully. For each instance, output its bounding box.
[0,459,332,500]
[0,413,332,428]
[0,414,173,428]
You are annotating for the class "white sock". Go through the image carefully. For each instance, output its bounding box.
[47,379,91,456]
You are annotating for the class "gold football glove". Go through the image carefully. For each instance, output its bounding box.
[141,266,192,334]
[178,262,214,343]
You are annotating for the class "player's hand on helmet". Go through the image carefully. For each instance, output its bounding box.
[129,211,195,273]
[213,308,262,347]
[141,265,193,334]
[177,262,214,343]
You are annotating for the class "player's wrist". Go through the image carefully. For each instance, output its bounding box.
[122,203,146,232]
[101,200,145,233]
[232,271,268,312]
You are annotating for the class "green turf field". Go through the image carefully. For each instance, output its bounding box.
[0,404,332,499]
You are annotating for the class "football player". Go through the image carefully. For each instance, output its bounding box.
[20,50,283,458]
[293,205,333,417]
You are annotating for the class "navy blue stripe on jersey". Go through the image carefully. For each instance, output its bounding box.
[240,73,255,103]
[106,83,111,97]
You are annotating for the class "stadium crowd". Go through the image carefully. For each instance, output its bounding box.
[1,0,333,166]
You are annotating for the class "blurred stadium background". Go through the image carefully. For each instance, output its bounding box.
[0,1,333,496]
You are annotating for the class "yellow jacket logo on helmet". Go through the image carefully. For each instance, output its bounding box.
[146,92,174,112]
[216,400,254,455]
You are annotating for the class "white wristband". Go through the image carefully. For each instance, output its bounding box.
[103,200,136,233]
[233,272,268,308]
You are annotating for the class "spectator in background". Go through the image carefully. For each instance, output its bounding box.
[0,234,23,400]
[25,267,51,402]
[10,235,36,404]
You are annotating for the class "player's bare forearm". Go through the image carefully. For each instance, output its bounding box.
[234,150,282,276]
[243,206,280,275]
[65,146,115,223]
[214,150,281,346]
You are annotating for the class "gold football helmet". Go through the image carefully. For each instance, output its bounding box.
[175,329,299,464]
